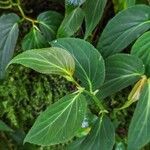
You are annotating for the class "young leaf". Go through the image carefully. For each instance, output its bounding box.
[8,47,75,77]
[83,0,107,39]
[131,31,150,76]
[51,38,105,91]
[37,11,63,41]
[98,54,145,99]
[24,92,87,145]
[68,115,115,150]
[97,5,150,58]
[57,7,84,38]
[0,13,20,79]
[0,120,13,132]
[116,75,147,110]
[22,27,48,50]
[128,79,150,150]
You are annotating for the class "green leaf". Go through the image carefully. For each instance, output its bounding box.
[83,0,107,39]
[22,27,48,50]
[115,142,126,150]
[97,5,150,58]
[0,120,13,132]
[66,0,86,6]
[51,38,105,91]
[69,115,115,150]
[126,0,136,7]
[37,11,63,41]
[128,79,150,150]
[117,75,147,110]
[24,92,87,145]
[57,7,84,38]
[0,13,20,79]
[8,47,75,77]
[131,31,150,76]
[98,54,145,99]
[65,0,86,13]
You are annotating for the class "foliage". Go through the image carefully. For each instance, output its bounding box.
[1,0,150,150]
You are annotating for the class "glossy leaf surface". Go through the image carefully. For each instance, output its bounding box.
[24,93,87,145]
[128,79,150,150]
[22,27,48,50]
[98,54,145,99]
[37,11,63,41]
[8,47,75,77]
[0,13,19,79]
[51,38,105,91]
[97,5,150,58]
[68,115,115,150]
[83,0,107,39]
[131,31,150,76]
[57,7,84,38]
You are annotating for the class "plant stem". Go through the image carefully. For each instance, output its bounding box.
[9,0,38,25]
[83,89,108,114]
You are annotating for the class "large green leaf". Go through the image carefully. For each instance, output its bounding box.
[128,79,150,150]
[83,0,107,39]
[98,54,145,99]
[0,120,13,132]
[8,47,75,77]
[131,31,150,76]
[37,11,63,41]
[24,92,87,145]
[51,38,105,91]
[57,7,84,38]
[0,13,20,79]
[68,115,115,150]
[22,27,48,50]
[97,5,150,58]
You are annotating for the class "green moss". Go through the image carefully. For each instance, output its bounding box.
[0,65,72,149]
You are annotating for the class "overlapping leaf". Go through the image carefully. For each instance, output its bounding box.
[8,47,75,77]
[68,115,115,150]
[66,0,86,6]
[131,31,150,76]
[57,7,84,38]
[22,27,48,50]
[128,79,150,150]
[37,11,63,41]
[98,54,145,99]
[24,92,87,145]
[97,5,150,58]
[51,38,105,91]
[83,0,107,39]
[0,13,20,79]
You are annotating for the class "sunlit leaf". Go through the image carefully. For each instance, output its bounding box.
[8,47,75,78]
